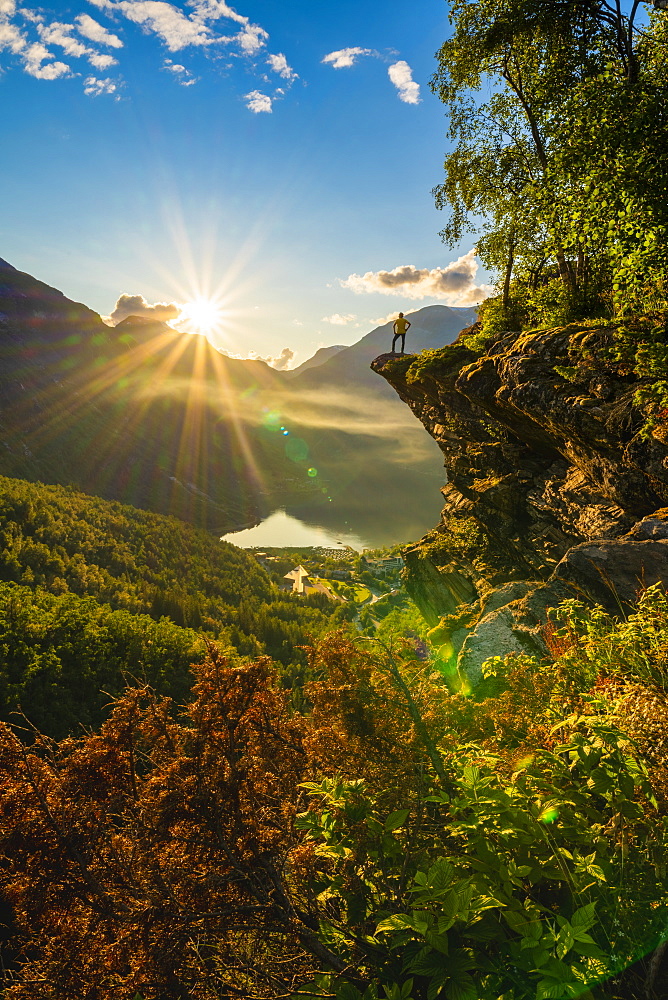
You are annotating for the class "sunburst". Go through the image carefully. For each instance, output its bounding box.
[177,297,226,339]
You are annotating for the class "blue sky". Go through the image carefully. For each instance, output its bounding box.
[0,0,491,365]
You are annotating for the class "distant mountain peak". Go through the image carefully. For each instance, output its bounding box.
[0,258,16,270]
[287,344,347,378]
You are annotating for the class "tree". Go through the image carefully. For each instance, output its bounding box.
[432,0,668,318]
[2,611,668,999]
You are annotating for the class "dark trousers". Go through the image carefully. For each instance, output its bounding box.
[392,333,405,353]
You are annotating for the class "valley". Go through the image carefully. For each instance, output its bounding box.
[0,258,471,541]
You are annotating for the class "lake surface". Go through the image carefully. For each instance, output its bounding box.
[221,510,368,550]
[221,489,444,550]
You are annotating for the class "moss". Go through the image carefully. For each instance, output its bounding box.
[419,516,483,562]
[381,353,416,380]
[403,341,479,386]
[427,602,481,646]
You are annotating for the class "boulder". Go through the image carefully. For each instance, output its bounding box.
[551,511,668,613]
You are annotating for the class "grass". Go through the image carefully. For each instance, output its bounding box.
[312,577,372,605]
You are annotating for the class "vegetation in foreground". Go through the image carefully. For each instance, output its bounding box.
[1,586,667,998]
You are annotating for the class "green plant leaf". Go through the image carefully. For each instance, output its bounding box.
[385,809,410,832]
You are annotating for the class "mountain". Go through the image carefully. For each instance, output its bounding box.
[286,344,346,377]
[0,262,298,531]
[290,305,478,395]
[0,260,472,542]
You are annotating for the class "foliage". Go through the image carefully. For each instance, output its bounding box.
[0,581,205,738]
[604,317,668,437]
[432,0,668,321]
[0,476,346,728]
[0,651,313,999]
[293,597,668,1000]
[2,596,668,998]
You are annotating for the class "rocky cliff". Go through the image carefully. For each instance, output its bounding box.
[372,319,668,680]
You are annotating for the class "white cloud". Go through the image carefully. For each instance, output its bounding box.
[38,21,90,57]
[75,13,123,48]
[88,0,215,52]
[37,19,118,68]
[109,292,181,323]
[23,41,70,79]
[1,0,279,98]
[83,74,117,95]
[0,9,121,83]
[322,313,357,326]
[267,51,296,80]
[164,58,197,84]
[222,346,295,369]
[0,15,72,79]
[369,310,405,326]
[322,46,371,69]
[245,88,271,113]
[265,347,294,370]
[0,19,25,55]
[236,21,267,53]
[340,251,493,305]
[87,0,273,65]
[189,0,270,56]
[187,0,249,26]
[388,60,419,104]
[89,51,117,68]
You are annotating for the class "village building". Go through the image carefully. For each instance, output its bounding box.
[282,565,335,599]
[362,555,404,575]
[282,565,311,594]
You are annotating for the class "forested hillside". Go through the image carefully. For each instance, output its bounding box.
[0,476,345,735]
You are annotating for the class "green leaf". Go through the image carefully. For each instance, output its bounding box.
[536,981,567,999]
[408,949,450,976]
[445,975,477,1000]
[385,809,410,832]
[336,987,363,1000]
[571,902,597,932]
[375,914,416,934]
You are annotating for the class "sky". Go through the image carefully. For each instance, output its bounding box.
[0,0,492,366]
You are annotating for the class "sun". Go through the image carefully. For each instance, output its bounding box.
[178,297,225,338]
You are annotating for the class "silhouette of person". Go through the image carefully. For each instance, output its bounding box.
[392,312,411,353]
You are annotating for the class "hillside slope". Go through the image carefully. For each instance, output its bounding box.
[291,304,477,394]
[0,260,296,531]
[0,475,340,734]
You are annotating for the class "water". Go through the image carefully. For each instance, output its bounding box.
[221,509,368,550]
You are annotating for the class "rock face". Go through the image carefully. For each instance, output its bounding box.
[371,321,668,680]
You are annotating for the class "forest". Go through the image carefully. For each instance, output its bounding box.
[1,0,668,996]
[0,476,353,736]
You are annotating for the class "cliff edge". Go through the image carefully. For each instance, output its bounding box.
[372,320,668,680]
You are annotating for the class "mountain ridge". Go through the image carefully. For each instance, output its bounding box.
[0,258,471,542]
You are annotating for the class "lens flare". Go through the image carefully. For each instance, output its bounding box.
[178,297,225,338]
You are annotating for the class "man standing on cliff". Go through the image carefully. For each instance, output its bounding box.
[392,312,411,353]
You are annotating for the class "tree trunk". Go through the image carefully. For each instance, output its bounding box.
[502,239,515,310]
[556,248,577,295]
